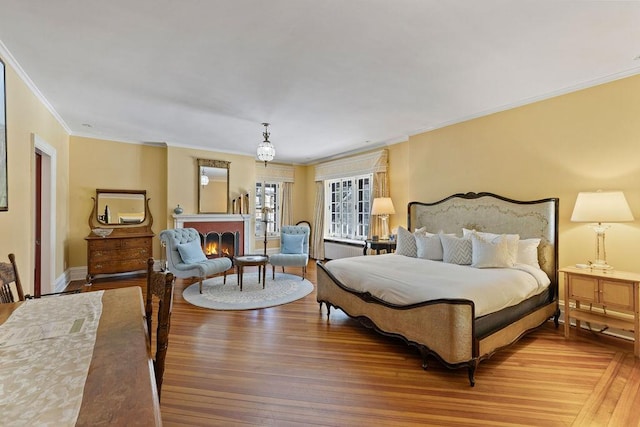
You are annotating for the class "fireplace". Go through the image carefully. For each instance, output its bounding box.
[173,213,251,256]
[201,231,240,258]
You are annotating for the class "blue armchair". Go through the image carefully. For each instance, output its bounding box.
[159,228,233,293]
[269,225,310,280]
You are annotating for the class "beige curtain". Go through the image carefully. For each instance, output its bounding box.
[368,155,390,239]
[311,181,325,260]
[280,182,294,227]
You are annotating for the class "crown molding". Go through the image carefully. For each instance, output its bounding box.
[0,40,71,134]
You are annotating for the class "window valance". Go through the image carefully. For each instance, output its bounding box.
[314,149,388,181]
[255,163,295,183]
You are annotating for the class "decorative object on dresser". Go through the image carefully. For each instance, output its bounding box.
[561,266,640,357]
[85,189,154,285]
[570,190,634,270]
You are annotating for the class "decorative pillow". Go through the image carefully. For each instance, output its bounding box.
[463,228,519,266]
[518,238,541,268]
[414,226,429,234]
[415,233,444,260]
[282,233,305,254]
[471,233,513,268]
[395,226,417,257]
[440,234,472,265]
[177,238,207,263]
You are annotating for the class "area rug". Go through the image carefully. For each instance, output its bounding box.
[182,272,314,310]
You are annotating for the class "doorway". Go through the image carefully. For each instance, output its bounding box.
[33,134,56,295]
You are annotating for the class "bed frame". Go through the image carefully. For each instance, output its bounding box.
[316,192,559,386]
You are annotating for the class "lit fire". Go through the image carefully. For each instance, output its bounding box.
[205,242,231,257]
[205,242,218,255]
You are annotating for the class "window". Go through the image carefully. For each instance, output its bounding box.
[255,182,280,236]
[325,174,372,240]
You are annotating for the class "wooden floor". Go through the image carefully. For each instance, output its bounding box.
[75,261,640,426]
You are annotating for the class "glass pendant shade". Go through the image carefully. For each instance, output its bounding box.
[257,122,275,166]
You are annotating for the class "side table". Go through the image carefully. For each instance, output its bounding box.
[363,239,397,255]
[233,255,269,291]
[560,266,640,357]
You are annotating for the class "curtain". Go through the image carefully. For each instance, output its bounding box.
[367,151,389,238]
[280,182,294,227]
[311,181,325,260]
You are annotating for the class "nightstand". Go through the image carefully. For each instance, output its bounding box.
[560,266,640,357]
[363,239,396,255]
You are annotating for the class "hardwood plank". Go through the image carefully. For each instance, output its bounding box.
[70,261,640,426]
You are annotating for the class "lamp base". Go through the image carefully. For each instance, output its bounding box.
[590,261,613,270]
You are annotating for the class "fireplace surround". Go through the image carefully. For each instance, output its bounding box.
[172,213,251,256]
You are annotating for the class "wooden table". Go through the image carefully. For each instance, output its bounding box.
[0,287,162,426]
[234,255,268,291]
[363,239,397,255]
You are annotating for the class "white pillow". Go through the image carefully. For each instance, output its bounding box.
[440,234,472,265]
[415,233,444,260]
[463,228,519,266]
[518,238,541,268]
[471,233,513,268]
[414,226,431,235]
[395,226,417,257]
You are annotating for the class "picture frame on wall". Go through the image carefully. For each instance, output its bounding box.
[0,58,7,211]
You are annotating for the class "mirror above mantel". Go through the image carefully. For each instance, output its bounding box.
[198,158,230,214]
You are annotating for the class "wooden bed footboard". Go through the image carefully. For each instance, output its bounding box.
[317,261,559,386]
[317,261,479,381]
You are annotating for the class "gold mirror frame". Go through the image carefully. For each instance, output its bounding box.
[89,189,152,229]
[198,159,230,214]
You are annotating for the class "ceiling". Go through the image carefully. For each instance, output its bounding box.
[1,0,639,164]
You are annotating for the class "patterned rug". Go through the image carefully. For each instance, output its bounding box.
[182,272,314,310]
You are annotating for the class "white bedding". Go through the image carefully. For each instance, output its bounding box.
[324,254,551,317]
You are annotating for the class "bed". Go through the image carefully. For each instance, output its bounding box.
[316,192,559,386]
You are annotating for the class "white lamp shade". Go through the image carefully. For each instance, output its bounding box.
[371,197,396,215]
[571,191,634,223]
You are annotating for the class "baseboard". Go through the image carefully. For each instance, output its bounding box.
[63,261,164,288]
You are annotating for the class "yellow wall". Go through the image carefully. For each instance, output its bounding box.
[68,137,167,267]
[0,55,69,294]
[5,43,640,291]
[387,74,640,274]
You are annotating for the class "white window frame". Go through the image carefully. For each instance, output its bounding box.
[255,181,281,238]
[324,174,372,241]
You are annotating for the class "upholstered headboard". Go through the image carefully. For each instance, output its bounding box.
[408,192,559,286]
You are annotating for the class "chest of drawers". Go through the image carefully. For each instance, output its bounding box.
[86,231,154,284]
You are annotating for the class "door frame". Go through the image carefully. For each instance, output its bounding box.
[33,134,56,294]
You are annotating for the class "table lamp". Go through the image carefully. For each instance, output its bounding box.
[570,190,634,269]
[372,197,396,240]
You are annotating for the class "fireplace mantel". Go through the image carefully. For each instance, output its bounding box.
[172,213,251,254]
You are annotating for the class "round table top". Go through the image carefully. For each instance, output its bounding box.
[234,255,268,264]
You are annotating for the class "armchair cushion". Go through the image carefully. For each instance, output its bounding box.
[177,238,208,263]
[281,233,305,254]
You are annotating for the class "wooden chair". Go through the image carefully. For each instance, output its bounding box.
[0,253,25,303]
[145,258,175,399]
